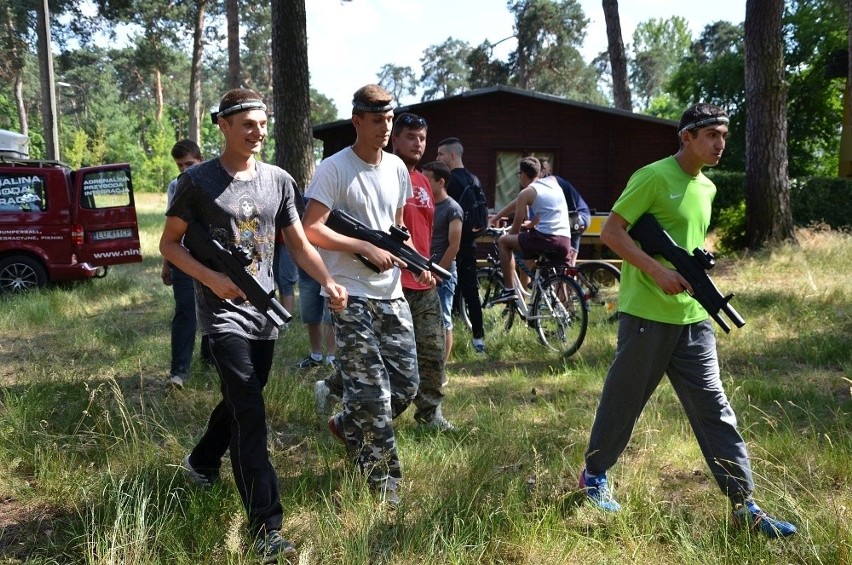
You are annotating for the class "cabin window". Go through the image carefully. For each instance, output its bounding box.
[493,151,555,209]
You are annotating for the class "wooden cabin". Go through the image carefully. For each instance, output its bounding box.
[312,85,678,214]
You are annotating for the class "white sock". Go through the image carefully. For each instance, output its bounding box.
[310,352,322,362]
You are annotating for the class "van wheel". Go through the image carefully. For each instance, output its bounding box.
[0,256,48,293]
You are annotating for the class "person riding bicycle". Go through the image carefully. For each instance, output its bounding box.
[491,157,572,304]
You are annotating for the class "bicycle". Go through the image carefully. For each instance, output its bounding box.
[561,261,620,324]
[459,228,620,330]
[459,227,589,356]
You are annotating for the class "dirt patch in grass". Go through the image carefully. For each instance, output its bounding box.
[0,333,60,387]
[0,496,61,561]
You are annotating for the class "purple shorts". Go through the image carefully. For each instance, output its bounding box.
[518,229,571,262]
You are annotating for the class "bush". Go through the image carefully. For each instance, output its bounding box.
[706,172,852,252]
[714,201,747,254]
[791,176,852,228]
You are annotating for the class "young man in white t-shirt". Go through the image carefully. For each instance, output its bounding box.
[302,84,433,506]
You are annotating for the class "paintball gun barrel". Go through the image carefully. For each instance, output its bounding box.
[182,222,292,329]
[628,214,745,333]
[325,209,451,280]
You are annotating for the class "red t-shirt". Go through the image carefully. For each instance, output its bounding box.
[401,168,434,290]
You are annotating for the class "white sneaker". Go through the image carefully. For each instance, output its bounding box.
[167,375,184,389]
[182,454,217,487]
[314,380,332,416]
[418,407,456,431]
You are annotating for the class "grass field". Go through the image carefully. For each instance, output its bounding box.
[0,192,850,564]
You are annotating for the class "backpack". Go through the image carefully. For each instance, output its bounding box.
[457,181,488,235]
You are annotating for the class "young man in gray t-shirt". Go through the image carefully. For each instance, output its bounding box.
[160,88,346,561]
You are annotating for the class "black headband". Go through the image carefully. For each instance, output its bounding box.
[210,99,267,124]
[352,100,394,113]
[678,115,729,136]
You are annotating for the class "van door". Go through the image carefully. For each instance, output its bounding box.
[72,164,143,267]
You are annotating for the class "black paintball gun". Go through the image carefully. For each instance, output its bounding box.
[325,209,452,279]
[182,222,292,329]
[628,214,745,333]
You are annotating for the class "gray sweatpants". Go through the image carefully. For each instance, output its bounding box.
[585,314,754,503]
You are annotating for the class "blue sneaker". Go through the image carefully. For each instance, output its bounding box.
[579,468,621,512]
[732,500,797,538]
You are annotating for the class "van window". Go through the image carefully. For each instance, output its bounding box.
[81,168,132,209]
[0,172,48,212]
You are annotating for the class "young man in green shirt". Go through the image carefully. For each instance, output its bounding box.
[579,103,797,538]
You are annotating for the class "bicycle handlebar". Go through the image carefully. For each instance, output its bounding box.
[478,226,509,239]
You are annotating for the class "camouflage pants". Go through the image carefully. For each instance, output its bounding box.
[402,287,446,422]
[331,296,419,491]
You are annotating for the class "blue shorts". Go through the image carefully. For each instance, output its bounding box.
[435,265,457,330]
[274,244,297,296]
[298,267,332,325]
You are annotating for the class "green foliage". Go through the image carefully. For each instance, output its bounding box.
[420,37,473,101]
[61,127,95,169]
[135,118,178,193]
[466,41,511,89]
[668,21,746,172]
[508,0,604,104]
[784,0,846,177]
[629,16,692,109]
[668,3,846,178]
[713,201,747,254]
[310,88,340,125]
[790,176,852,228]
[377,64,417,104]
[704,170,746,213]
[707,171,852,252]
[0,92,20,130]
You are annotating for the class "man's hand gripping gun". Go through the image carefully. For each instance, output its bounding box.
[182,222,292,329]
[627,214,745,333]
[325,209,451,279]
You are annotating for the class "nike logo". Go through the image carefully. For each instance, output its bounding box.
[669,194,682,199]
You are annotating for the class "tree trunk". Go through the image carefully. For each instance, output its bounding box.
[155,67,164,122]
[36,0,58,160]
[270,0,314,189]
[227,0,241,89]
[602,0,632,111]
[838,0,852,177]
[15,74,27,136]
[744,0,796,247]
[188,0,206,144]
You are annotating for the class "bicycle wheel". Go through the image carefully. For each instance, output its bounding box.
[577,261,620,324]
[531,274,588,356]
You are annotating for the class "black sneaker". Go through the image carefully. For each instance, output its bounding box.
[255,530,297,563]
[295,355,322,369]
[490,289,517,305]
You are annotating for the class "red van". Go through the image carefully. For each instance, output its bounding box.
[0,132,143,292]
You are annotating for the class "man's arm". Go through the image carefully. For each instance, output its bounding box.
[509,187,536,235]
[600,212,691,296]
[159,215,245,300]
[491,196,518,226]
[302,199,399,272]
[280,220,347,311]
[437,217,462,271]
